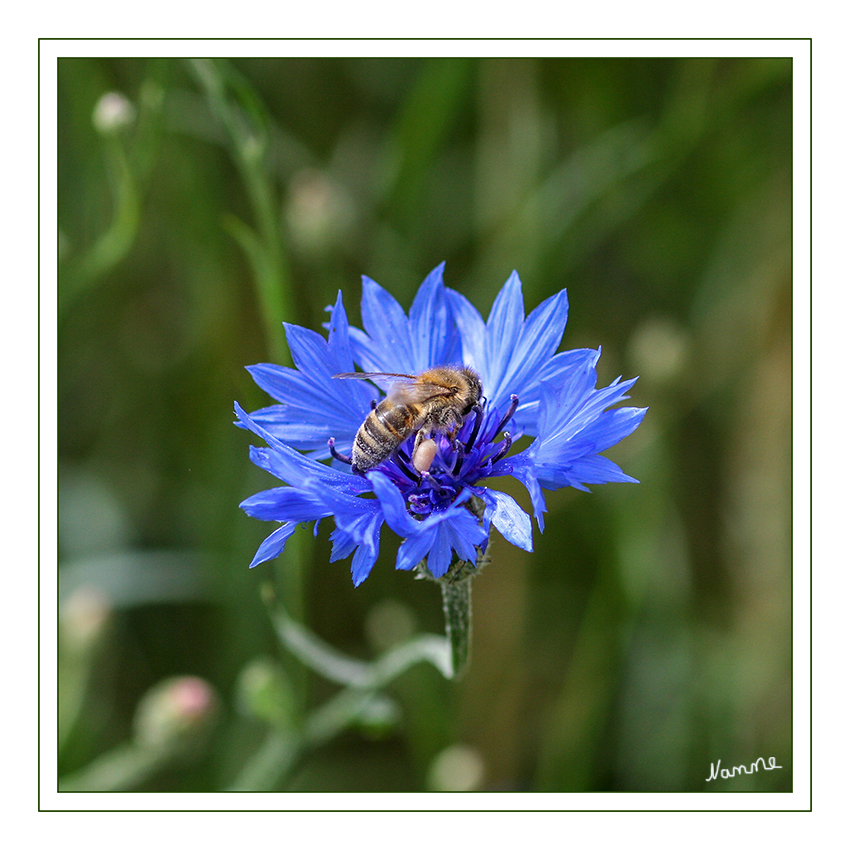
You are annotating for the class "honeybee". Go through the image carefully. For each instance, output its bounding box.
[333,366,483,474]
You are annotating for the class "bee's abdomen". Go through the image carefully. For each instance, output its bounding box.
[351,401,418,472]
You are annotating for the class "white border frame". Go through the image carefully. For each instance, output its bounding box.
[39,37,811,815]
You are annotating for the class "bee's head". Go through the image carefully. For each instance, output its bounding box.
[459,367,483,414]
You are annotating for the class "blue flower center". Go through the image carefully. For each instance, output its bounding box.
[378,395,519,517]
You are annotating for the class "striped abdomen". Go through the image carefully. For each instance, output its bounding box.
[351,399,422,473]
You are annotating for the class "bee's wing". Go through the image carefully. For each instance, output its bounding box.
[333,372,417,381]
[333,371,418,393]
[332,372,453,404]
[387,380,456,405]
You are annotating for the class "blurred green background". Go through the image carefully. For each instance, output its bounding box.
[56,55,792,793]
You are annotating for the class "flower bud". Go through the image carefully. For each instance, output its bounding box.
[133,676,219,752]
[427,743,485,792]
[285,168,355,253]
[236,656,298,731]
[92,91,136,134]
[364,598,416,653]
[59,586,112,657]
[353,694,401,739]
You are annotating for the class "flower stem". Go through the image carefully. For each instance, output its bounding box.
[440,573,473,679]
[188,58,294,366]
[58,741,171,792]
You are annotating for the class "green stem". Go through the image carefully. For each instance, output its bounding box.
[59,132,140,318]
[440,574,473,679]
[227,731,300,792]
[229,607,453,790]
[58,742,169,792]
[188,58,294,366]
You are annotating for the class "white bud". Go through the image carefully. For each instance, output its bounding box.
[59,585,112,656]
[285,168,355,253]
[92,91,136,134]
[427,744,485,792]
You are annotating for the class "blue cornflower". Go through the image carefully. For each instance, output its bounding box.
[238,263,645,587]
[529,348,646,492]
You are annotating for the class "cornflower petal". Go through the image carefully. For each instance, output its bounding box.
[408,262,463,368]
[445,287,486,375]
[243,293,373,453]
[578,406,647,453]
[440,512,484,565]
[395,531,435,573]
[568,455,641,485]
[350,264,462,374]
[356,275,419,373]
[248,523,298,569]
[494,290,569,427]
[396,512,484,578]
[350,536,382,587]
[446,272,569,426]
[484,270,526,375]
[487,279,569,413]
[491,451,548,531]
[369,472,487,575]
[529,358,646,491]
[421,525,453,579]
[237,404,368,495]
[481,489,534,552]
[367,470,417,537]
[322,492,385,586]
[239,487,332,523]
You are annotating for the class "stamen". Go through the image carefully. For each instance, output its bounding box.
[496,395,519,433]
[328,437,351,465]
[407,492,432,515]
[452,444,466,476]
[490,431,513,463]
[464,403,485,452]
[395,450,421,483]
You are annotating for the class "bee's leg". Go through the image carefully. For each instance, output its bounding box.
[440,408,463,448]
[412,426,438,458]
[412,437,439,475]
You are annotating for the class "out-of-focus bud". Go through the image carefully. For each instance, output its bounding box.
[353,693,402,739]
[133,676,219,753]
[364,598,416,653]
[427,743,486,792]
[236,656,298,731]
[92,91,137,135]
[627,316,689,385]
[59,585,112,657]
[285,168,355,254]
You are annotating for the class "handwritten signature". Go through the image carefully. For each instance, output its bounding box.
[706,756,783,782]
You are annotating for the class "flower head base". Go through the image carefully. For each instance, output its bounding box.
[237,264,646,587]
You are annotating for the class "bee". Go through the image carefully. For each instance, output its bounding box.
[333,366,483,475]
